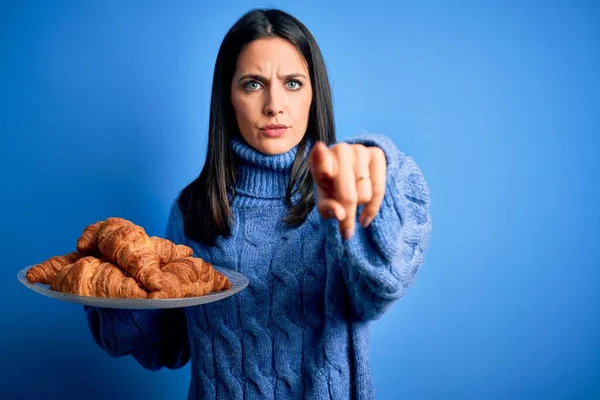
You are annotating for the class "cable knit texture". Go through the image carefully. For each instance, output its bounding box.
[84,133,432,399]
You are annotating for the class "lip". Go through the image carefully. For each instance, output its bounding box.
[260,124,288,137]
[262,124,288,129]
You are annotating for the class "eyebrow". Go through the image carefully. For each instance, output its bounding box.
[237,73,308,82]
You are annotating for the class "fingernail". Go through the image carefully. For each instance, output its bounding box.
[362,216,373,228]
[342,228,354,241]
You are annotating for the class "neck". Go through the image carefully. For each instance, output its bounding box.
[231,138,307,199]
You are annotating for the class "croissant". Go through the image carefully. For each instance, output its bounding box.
[149,257,230,299]
[26,251,82,285]
[76,221,102,254]
[149,257,213,299]
[96,217,163,291]
[26,217,230,300]
[76,221,191,265]
[150,236,193,265]
[50,256,148,299]
[213,269,232,291]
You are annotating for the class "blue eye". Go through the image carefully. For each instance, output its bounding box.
[243,81,261,91]
[286,80,302,90]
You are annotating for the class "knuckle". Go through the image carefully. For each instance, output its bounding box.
[358,187,371,197]
[352,143,366,155]
[357,188,372,202]
[357,196,370,205]
[370,146,385,159]
[371,184,384,197]
[340,193,357,206]
[361,205,373,216]
[340,217,355,229]
[334,142,351,155]
[342,199,357,208]
[364,202,379,213]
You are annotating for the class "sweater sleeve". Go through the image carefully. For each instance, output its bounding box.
[323,133,432,322]
[83,198,190,370]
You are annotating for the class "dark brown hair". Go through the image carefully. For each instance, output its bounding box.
[178,8,336,246]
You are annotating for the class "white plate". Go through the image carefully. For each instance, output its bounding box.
[17,266,249,310]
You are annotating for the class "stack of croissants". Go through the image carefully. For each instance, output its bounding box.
[25,217,231,299]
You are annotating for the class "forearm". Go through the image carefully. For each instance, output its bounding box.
[84,306,190,370]
[83,198,192,369]
[326,134,432,321]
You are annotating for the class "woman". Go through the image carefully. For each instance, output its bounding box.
[84,8,431,400]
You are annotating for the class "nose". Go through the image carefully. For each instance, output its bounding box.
[263,86,284,116]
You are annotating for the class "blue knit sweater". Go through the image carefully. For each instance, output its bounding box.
[84,133,431,400]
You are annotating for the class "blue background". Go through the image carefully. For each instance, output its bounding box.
[1,0,599,399]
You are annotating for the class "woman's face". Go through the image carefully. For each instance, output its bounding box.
[231,37,313,155]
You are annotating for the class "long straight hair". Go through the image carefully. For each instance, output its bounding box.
[178,8,336,246]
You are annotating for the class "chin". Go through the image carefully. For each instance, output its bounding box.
[254,138,299,155]
[258,144,290,155]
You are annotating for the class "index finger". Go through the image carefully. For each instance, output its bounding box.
[309,142,346,220]
[309,141,335,181]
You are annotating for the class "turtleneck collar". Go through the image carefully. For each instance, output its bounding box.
[231,137,309,199]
